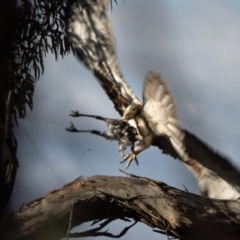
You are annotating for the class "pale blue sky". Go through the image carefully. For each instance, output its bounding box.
[9,1,240,239]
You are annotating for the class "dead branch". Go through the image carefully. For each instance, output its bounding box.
[1,175,240,240]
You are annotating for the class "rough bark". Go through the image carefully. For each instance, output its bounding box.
[1,175,240,240]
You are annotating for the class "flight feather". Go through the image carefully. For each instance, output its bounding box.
[142,72,187,160]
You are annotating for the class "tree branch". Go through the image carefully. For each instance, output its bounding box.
[1,175,240,240]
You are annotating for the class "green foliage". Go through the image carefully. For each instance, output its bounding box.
[11,0,72,122]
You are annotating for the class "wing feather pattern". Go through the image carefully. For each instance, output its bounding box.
[142,72,187,160]
[66,0,141,114]
[66,1,240,200]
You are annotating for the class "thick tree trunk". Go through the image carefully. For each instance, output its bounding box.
[1,175,240,240]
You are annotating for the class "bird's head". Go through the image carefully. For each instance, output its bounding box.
[122,102,142,120]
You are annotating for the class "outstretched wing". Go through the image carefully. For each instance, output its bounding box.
[142,71,187,160]
[66,0,141,115]
[66,1,240,200]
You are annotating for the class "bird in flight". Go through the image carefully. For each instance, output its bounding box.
[67,71,188,168]
[66,0,187,167]
[121,71,188,166]
[66,0,240,199]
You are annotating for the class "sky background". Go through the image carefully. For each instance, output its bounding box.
[7,0,240,239]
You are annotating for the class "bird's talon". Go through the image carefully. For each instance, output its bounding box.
[120,152,138,168]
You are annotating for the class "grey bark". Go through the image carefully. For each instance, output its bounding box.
[1,175,240,240]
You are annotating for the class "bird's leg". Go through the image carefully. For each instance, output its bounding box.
[121,145,139,168]
[118,144,126,158]
[121,135,153,168]
[66,123,116,140]
[121,101,154,168]
[70,111,113,124]
[120,150,125,158]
